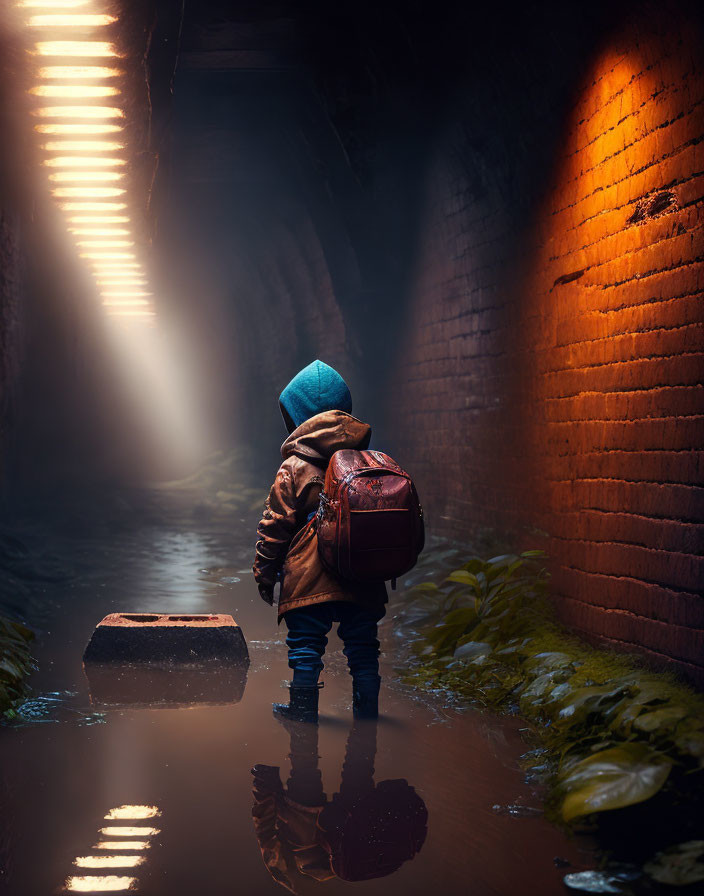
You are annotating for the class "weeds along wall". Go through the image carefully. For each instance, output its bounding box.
[388,6,704,684]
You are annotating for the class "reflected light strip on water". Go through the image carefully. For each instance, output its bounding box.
[39,66,122,79]
[67,215,130,223]
[95,276,147,281]
[75,857,145,869]
[28,14,116,26]
[31,84,119,96]
[33,106,124,118]
[33,41,119,56]
[66,876,136,892]
[77,240,134,247]
[53,187,126,197]
[43,140,125,150]
[62,806,161,891]
[94,841,150,851]
[99,826,160,837]
[19,1,155,320]
[73,229,130,235]
[51,173,125,182]
[45,156,126,166]
[35,124,123,134]
[20,0,95,7]
[59,202,127,210]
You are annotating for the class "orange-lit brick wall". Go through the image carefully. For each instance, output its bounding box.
[389,8,704,683]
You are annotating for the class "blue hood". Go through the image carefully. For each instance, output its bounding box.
[279,360,352,432]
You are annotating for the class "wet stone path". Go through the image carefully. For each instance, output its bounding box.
[0,484,592,895]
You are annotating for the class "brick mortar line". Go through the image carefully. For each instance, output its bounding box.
[536,378,704,399]
[556,613,704,671]
[555,589,704,632]
[544,385,703,402]
[552,569,702,607]
[568,44,692,146]
[552,306,704,348]
[545,476,703,488]
[551,321,704,352]
[568,250,704,293]
[554,591,704,636]
[537,475,703,490]
[545,413,704,425]
[546,507,704,526]
[548,195,704,270]
[549,112,704,222]
[554,160,704,238]
[546,532,703,561]
[551,563,701,594]
[555,94,704,202]
[559,504,703,525]
[539,348,704,375]
[590,284,704,314]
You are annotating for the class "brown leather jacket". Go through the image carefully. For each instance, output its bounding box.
[253,410,387,619]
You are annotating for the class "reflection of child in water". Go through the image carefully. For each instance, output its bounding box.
[251,721,428,892]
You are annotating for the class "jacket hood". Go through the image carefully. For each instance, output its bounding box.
[279,360,352,432]
[281,410,371,463]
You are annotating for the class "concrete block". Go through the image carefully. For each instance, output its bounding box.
[83,613,249,665]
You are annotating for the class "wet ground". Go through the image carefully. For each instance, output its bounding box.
[0,480,593,895]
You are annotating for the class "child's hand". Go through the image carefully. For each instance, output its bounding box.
[258,583,274,605]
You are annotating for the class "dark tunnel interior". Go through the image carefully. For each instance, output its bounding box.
[1,1,703,893]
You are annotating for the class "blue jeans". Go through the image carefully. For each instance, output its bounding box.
[283,601,385,688]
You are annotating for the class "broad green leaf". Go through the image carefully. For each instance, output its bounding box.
[525,651,574,671]
[441,607,478,627]
[461,558,486,574]
[0,658,22,680]
[560,744,671,821]
[557,685,631,724]
[520,670,571,708]
[633,706,688,734]
[6,620,34,641]
[454,641,492,663]
[486,554,519,567]
[675,731,704,764]
[446,570,479,588]
[644,841,704,886]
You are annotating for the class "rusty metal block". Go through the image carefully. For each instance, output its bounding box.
[82,613,249,665]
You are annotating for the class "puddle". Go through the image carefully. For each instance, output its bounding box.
[0,494,593,894]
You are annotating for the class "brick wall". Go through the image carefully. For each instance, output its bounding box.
[388,7,704,683]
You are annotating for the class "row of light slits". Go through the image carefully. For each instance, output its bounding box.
[66,805,161,892]
[19,0,154,320]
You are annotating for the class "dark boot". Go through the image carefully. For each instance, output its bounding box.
[352,681,380,720]
[272,685,320,723]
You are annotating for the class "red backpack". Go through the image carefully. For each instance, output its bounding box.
[316,449,424,585]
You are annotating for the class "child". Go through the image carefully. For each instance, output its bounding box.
[253,360,387,723]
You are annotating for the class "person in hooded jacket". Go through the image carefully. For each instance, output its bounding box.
[253,360,387,723]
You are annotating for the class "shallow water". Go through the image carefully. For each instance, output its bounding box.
[0,494,592,895]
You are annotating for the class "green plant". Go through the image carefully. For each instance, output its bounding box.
[404,550,549,658]
[396,550,704,830]
[0,613,36,717]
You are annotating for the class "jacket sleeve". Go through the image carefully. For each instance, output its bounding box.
[253,462,300,588]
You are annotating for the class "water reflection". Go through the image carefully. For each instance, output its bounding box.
[74,857,145,868]
[84,661,248,708]
[66,876,138,892]
[104,806,160,820]
[134,531,217,612]
[251,722,428,891]
[65,806,161,892]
